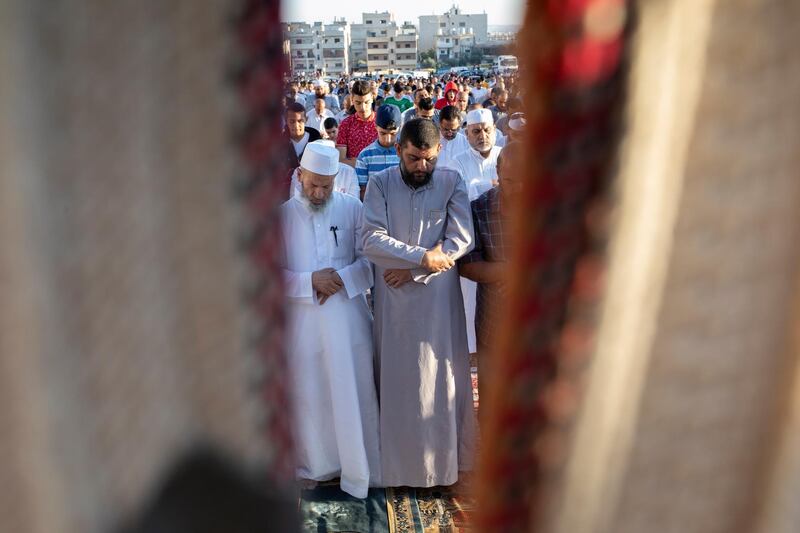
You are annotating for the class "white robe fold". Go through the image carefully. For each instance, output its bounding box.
[452,145,502,353]
[280,192,380,498]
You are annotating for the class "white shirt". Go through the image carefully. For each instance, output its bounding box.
[280,192,380,498]
[470,87,489,104]
[437,133,471,172]
[289,164,360,201]
[305,108,335,132]
[291,132,310,158]
[452,144,502,200]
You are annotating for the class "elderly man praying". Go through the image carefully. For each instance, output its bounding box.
[280,142,380,499]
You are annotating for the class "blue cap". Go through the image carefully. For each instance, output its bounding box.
[375,104,402,130]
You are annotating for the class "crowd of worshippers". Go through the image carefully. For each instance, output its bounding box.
[280,73,526,498]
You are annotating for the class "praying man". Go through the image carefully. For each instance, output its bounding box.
[452,108,503,355]
[280,142,380,499]
[362,118,477,488]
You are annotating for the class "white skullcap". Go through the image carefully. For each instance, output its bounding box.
[312,139,336,148]
[312,79,324,88]
[300,142,339,176]
[466,108,494,126]
[509,114,527,131]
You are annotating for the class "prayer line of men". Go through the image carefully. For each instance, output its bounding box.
[281,77,525,499]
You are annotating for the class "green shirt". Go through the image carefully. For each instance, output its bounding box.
[383,96,414,113]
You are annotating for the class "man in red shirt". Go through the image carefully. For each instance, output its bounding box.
[336,80,378,168]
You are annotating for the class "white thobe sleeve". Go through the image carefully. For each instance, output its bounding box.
[283,269,314,300]
[362,177,429,269]
[410,176,474,285]
[336,203,373,298]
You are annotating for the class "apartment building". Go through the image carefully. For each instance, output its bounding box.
[436,29,476,62]
[418,5,487,53]
[362,12,419,73]
[320,19,349,76]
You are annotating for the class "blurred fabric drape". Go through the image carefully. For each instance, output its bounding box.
[0,2,276,532]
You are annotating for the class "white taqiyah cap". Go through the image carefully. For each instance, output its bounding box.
[312,139,336,148]
[313,79,324,87]
[509,113,527,131]
[300,142,339,176]
[466,108,494,126]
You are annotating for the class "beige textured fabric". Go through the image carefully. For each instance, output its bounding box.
[0,2,266,533]
[550,1,800,533]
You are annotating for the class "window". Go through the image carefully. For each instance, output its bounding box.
[446,38,450,43]
[316,43,319,49]
[381,30,386,35]
[440,22,446,27]
[366,20,372,24]
[336,62,342,67]
[381,19,386,23]
[295,39,302,44]
[334,38,340,43]
[391,60,394,64]
[460,22,466,27]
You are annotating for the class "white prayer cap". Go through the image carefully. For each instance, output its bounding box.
[312,139,336,148]
[509,113,527,131]
[300,142,339,176]
[312,79,324,88]
[466,108,494,126]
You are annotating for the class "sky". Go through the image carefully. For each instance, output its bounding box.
[281,0,525,28]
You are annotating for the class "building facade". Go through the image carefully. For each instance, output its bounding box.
[418,5,488,54]
[321,19,350,76]
[435,29,475,62]
[362,12,418,74]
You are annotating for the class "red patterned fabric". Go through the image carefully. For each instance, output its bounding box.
[234,0,295,482]
[336,112,378,159]
[476,0,629,530]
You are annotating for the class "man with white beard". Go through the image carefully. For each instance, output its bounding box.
[280,142,380,499]
[288,140,360,200]
[452,108,503,355]
[436,105,471,171]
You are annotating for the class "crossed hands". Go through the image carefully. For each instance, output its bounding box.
[384,243,455,289]
[312,268,343,305]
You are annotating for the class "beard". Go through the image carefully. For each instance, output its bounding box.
[300,187,330,212]
[399,157,436,189]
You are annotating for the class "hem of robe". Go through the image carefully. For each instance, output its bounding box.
[297,470,371,499]
[380,469,474,489]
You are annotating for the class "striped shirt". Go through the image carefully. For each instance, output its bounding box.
[355,139,400,187]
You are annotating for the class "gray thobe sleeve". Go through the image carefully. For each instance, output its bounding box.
[410,176,475,285]
[337,203,374,298]
[362,177,430,269]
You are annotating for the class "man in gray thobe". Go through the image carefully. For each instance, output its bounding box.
[362,118,477,488]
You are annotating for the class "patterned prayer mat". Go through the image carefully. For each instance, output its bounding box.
[386,484,475,533]
[299,483,475,533]
[300,483,390,533]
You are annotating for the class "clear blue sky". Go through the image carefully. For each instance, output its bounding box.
[281,0,525,28]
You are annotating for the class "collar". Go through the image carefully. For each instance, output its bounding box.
[355,112,375,124]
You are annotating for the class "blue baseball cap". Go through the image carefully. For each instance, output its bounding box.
[375,104,402,130]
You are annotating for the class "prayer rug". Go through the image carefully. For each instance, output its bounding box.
[299,482,475,533]
[300,483,390,533]
[386,484,475,533]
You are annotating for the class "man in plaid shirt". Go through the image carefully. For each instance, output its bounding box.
[458,142,523,409]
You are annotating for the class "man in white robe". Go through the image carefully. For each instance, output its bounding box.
[288,140,360,200]
[452,108,503,355]
[280,142,380,498]
[436,104,471,171]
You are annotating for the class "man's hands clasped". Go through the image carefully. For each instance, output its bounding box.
[312,268,343,305]
[421,243,455,273]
